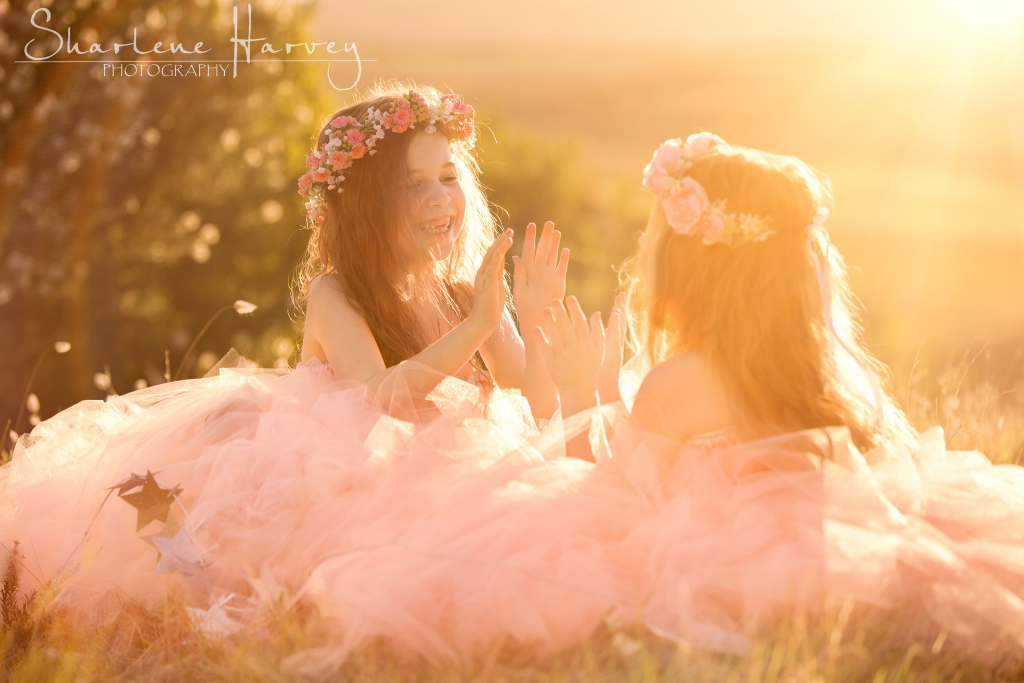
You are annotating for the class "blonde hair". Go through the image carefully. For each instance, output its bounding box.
[289,81,499,367]
[625,144,917,456]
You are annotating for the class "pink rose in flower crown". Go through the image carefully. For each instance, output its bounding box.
[661,177,710,236]
[394,108,412,126]
[329,151,348,168]
[642,142,682,198]
[330,116,349,129]
[448,96,467,115]
[649,173,679,199]
[346,129,364,145]
[312,167,330,183]
[349,143,367,159]
[297,172,313,195]
[462,121,474,139]
[381,112,394,128]
[306,151,325,171]
[391,124,408,134]
[699,214,725,245]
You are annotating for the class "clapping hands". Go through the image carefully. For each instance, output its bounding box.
[512,222,569,334]
[534,296,604,412]
[533,292,628,413]
[597,292,627,404]
[468,229,514,336]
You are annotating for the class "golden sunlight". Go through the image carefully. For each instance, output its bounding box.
[934,0,1024,29]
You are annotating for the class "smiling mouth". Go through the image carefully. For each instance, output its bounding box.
[420,215,454,235]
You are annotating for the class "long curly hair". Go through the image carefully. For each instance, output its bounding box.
[624,144,917,456]
[289,81,498,367]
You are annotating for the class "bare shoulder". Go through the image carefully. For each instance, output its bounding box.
[639,351,708,395]
[631,350,739,440]
[306,273,359,323]
[302,274,366,357]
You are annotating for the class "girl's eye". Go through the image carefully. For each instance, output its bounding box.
[442,175,458,184]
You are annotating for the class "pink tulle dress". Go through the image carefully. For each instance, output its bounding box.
[3,350,1024,672]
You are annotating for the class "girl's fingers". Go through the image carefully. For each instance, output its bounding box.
[533,327,554,364]
[547,230,561,268]
[549,300,572,345]
[488,230,513,266]
[613,293,626,344]
[542,307,565,352]
[565,296,589,343]
[555,248,570,280]
[590,311,605,353]
[496,231,513,257]
[482,228,511,263]
[616,309,626,351]
[605,308,618,338]
[512,255,525,288]
[479,230,511,289]
[535,221,554,265]
[522,223,537,263]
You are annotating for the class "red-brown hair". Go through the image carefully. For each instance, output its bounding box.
[625,144,917,456]
[290,82,497,367]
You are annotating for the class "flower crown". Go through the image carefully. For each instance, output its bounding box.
[642,132,776,247]
[297,90,476,226]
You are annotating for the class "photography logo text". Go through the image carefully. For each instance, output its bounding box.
[21,4,364,90]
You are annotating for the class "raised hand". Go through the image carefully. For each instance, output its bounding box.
[512,222,570,335]
[468,229,514,336]
[535,296,604,412]
[597,292,627,404]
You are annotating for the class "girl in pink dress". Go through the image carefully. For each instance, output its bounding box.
[0,83,618,663]
[530,132,1024,664]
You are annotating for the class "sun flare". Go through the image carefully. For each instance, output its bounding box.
[937,0,1024,27]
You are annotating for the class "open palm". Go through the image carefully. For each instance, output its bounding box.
[512,221,570,333]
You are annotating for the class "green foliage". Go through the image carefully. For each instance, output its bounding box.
[474,115,649,316]
[0,0,326,433]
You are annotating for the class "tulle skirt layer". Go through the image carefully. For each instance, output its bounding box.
[3,354,1024,666]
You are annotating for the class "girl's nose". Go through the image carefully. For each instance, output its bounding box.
[425,182,450,208]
